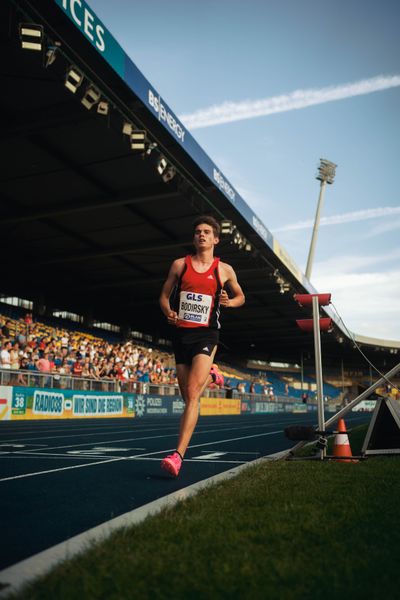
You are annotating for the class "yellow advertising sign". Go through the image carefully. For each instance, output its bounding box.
[200,397,241,416]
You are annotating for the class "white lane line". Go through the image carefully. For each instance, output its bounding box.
[16,420,303,454]
[0,429,283,483]
[192,452,227,460]
[0,449,286,597]
[1,417,310,444]
[0,425,179,443]
[129,457,245,464]
[200,450,259,455]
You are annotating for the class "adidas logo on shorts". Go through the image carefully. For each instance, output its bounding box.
[202,346,209,352]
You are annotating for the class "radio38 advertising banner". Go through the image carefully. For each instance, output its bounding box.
[0,386,136,420]
[0,387,187,421]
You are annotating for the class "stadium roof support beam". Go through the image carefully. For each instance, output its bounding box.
[28,133,114,196]
[36,240,194,265]
[0,187,180,225]
[37,217,153,277]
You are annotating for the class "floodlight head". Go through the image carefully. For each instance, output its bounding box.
[122,122,133,136]
[221,220,233,235]
[19,23,43,51]
[81,85,101,110]
[146,142,158,156]
[157,157,176,183]
[162,166,176,183]
[316,158,337,184]
[279,282,290,294]
[157,157,168,175]
[45,46,58,67]
[130,130,146,151]
[97,101,109,115]
[65,66,83,93]
[233,231,242,245]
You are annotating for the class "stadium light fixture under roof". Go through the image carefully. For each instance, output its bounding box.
[221,220,234,235]
[97,100,109,115]
[130,130,146,151]
[81,85,101,110]
[19,23,43,51]
[65,66,83,93]
[157,156,176,183]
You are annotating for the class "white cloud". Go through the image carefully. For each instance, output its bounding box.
[364,217,400,238]
[312,262,400,340]
[312,249,400,274]
[272,206,400,233]
[179,74,400,129]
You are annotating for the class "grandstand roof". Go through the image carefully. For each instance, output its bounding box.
[1,0,399,370]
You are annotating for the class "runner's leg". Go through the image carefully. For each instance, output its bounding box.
[176,346,217,457]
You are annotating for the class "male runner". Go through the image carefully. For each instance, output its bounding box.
[159,215,245,477]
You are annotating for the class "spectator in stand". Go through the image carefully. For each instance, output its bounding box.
[36,351,52,387]
[249,381,256,394]
[17,358,28,385]
[24,312,33,333]
[9,343,20,371]
[1,341,11,364]
[224,378,233,399]
[301,391,309,404]
[59,363,72,389]
[72,358,83,378]
[268,386,275,401]
[236,382,246,393]
[61,334,69,356]
[16,319,27,346]
[1,320,13,340]
[36,352,52,373]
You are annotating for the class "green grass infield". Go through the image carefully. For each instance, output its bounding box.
[6,425,400,600]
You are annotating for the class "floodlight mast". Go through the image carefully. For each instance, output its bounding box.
[305,159,337,281]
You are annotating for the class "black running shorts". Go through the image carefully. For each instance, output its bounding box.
[172,328,220,366]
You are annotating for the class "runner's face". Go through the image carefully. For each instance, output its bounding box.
[193,225,219,250]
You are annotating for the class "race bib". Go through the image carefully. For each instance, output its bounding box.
[178,291,212,325]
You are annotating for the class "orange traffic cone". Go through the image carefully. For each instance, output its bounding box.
[332,418,358,462]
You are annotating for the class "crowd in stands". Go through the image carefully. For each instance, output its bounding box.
[1,310,342,399]
[0,313,177,388]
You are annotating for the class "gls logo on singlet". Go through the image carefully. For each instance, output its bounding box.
[186,293,203,301]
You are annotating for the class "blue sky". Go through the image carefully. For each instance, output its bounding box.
[90,0,400,340]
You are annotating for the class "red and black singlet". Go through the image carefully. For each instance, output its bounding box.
[172,255,223,329]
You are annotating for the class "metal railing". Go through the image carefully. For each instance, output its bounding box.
[0,367,319,403]
[0,368,180,394]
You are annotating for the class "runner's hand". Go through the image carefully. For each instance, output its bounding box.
[219,290,230,307]
[167,310,178,325]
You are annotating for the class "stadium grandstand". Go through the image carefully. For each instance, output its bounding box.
[0,307,347,403]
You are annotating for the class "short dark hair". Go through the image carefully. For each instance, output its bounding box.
[192,215,220,238]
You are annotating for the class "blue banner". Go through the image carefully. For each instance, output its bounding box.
[54,0,125,77]
[134,394,184,418]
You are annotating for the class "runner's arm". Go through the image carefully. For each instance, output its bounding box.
[220,264,245,308]
[159,259,184,322]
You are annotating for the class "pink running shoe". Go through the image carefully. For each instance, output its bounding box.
[161,452,182,477]
[210,364,224,387]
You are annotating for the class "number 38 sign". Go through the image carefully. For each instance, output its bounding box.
[12,393,27,415]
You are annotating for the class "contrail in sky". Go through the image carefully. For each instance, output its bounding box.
[272,206,400,233]
[179,74,400,129]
